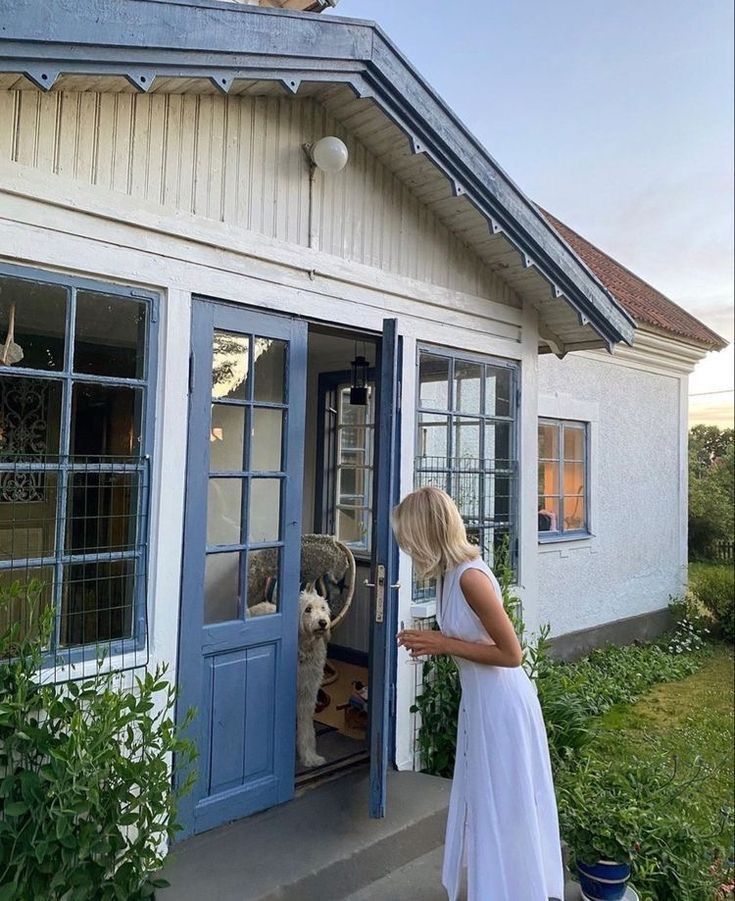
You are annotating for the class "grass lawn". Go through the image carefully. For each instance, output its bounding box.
[591,642,734,852]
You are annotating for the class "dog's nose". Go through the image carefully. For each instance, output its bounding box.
[318,619,328,629]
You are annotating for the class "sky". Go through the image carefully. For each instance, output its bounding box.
[327,0,734,428]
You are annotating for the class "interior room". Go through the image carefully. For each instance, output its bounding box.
[295,323,379,782]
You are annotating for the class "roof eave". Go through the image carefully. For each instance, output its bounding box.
[0,0,636,349]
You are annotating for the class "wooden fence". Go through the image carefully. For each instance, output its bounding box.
[709,539,735,563]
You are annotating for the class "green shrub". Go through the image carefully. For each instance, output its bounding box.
[690,564,735,642]
[0,581,196,900]
[556,750,732,901]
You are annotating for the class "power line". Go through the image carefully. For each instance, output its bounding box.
[689,389,735,397]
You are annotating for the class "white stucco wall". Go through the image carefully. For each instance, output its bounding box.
[537,351,688,638]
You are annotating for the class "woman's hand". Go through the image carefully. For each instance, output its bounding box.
[397,628,447,657]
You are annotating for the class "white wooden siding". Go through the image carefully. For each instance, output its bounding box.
[0,90,511,302]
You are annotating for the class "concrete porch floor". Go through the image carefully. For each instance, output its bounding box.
[159,766,582,900]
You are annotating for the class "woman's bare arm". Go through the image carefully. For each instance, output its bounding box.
[397,569,523,668]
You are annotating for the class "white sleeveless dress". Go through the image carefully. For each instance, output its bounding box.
[437,557,565,901]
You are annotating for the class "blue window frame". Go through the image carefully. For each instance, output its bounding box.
[414,345,519,585]
[538,418,590,540]
[0,263,157,669]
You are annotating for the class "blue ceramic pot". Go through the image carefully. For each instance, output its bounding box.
[577,859,631,900]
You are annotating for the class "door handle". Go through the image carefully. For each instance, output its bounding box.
[365,564,386,623]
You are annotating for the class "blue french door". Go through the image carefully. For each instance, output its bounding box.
[368,318,401,818]
[176,299,306,837]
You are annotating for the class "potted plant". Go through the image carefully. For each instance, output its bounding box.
[557,750,728,901]
[557,758,641,900]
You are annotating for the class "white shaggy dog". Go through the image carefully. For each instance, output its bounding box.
[296,589,331,768]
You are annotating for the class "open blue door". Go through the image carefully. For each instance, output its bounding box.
[368,318,401,818]
[176,299,306,837]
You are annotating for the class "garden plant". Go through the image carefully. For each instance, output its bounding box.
[0,580,196,901]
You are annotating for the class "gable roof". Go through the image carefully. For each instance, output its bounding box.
[541,210,728,351]
[0,0,636,355]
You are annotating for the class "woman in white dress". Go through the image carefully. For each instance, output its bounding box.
[393,486,565,901]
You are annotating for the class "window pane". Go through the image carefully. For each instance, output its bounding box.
[339,448,366,467]
[491,475,512,523]
[485,421,511,465]
[0,472,58,560]
[209,404,246,472]
[253,338,285,403]
[204,551,241,624]
[0,275,66,371]
[454,361,482,414]
[340,426,371,451]
[418,413,448,459]
[247,547,280,612]
[538,422,559,460]
[563,496,586,531]
[563,462,586,496]
[0,565,54,645]
[249,479,281,542]
[337,466,369,502]
[340,387,373,427]
[336,506,369,547]
[454,417,480,459]
[538,461,559,497]
[564,425,586,462]
[538,498,560,532]
[208,478,243,547]
[454,471,481,521]
[0,377,62,460]
[485,367,512,417]
[70,383,143,458]
[419,353,449,409]
[212,332,249,401]
[60,558,135,646]
[251,408,283,472]
[74,292,147,379]
[66,471,138,554]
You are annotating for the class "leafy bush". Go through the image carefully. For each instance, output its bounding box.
[529,631,710,771]
[689,564,735,642]
[411,653,460,778]
[688,426,734,560]
[556,750,732,901]
[0,581,196,900]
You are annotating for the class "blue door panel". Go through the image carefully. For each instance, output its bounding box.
[368,318,401,819]
[243,644,277,780]
[176,299,306,838]
[208,650,249,796]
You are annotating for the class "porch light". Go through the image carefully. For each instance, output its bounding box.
[349,354,369,406]
[307,136,349,173]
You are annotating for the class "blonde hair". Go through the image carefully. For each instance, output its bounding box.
[392,486,480,579]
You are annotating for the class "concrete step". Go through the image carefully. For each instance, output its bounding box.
[343,846,583,901]
[159,767,451,901]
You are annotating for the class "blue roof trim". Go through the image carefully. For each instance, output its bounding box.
[0,0,636,347]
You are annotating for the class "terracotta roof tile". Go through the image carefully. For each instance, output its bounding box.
[540,209,728,350]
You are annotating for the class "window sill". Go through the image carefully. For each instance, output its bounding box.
[538,531,594,547]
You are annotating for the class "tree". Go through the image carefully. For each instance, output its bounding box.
[688,425,735,558]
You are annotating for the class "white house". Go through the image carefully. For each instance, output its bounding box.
[0,0,725,840]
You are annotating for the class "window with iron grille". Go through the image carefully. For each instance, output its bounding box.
[0,264,156,668]
[538,418,589,538]
[413,347,519,595]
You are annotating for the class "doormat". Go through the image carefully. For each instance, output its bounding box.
[295,722,368,778]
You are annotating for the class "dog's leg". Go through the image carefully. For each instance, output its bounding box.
[297,692,326,768]
[297,647,327,768]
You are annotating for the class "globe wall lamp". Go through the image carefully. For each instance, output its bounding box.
[304,136,349,249]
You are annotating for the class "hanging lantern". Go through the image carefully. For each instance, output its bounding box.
[349,355,369,406]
